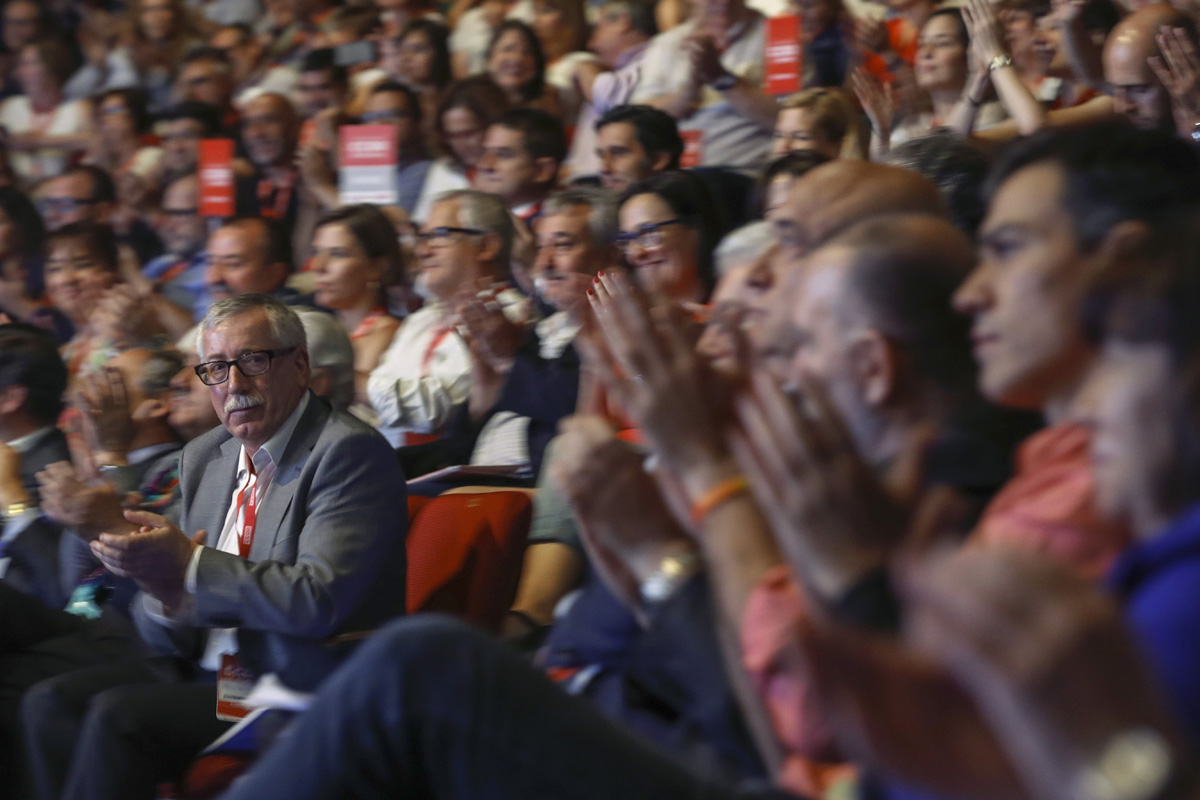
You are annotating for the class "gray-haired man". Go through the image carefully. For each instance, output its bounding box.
[24,294,406,800]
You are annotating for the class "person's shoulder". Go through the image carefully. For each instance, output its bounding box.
[317,407,395,453]
[181,425,233,464]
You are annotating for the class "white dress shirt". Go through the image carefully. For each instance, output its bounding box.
[366,290,528,448]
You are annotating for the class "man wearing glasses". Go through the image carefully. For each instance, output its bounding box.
[24,294,406,800]
[368,189,529,449]
[36,165,164,267]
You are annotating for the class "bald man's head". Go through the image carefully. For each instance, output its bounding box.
[242,92,300,168]
[1103,4,1196,132]
[767,161,945,263]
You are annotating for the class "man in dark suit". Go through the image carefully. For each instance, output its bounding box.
[23,295,407,800]
[0,323,71,604]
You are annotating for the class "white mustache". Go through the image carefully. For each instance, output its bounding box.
[224,394,265,414]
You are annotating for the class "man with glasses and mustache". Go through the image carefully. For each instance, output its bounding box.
[22,294,406,800]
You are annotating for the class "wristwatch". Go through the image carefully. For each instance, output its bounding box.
[1,499,34,522]
[988,54,1014,72]
[640,551,702,604]
[713,72,738,92]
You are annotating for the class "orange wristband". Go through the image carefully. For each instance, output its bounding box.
[690,476,750,527]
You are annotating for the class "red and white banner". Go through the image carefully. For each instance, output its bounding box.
[198,139,235,217]
[765,15,802,95]
[338,125,398,205]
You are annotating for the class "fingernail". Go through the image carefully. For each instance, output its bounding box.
[586,288,594,296]
[593,277,600,284]
[598,270,605,277]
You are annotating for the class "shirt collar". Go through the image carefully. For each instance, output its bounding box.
[615,41,648,70]
[7,425,55,454]
[243,391,312,474]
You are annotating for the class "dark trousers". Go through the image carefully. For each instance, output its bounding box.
[25,664,231,800]
[218,616,797,800]
[0,582,139,800]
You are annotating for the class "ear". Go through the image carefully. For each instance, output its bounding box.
[131,397,170,424]
[532,156,559,187]
[1092,219,1152,269]
[0,385,27,416]
[845,329,897,408]
[477,231,503,265]
[308,366,331,399]
[294,347,311,386]
[649,151,672,173]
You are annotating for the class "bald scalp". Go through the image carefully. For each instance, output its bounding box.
[789,161,946,249]
[1105,3,1195,62]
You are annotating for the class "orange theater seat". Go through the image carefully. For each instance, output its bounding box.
[405,490,533,631]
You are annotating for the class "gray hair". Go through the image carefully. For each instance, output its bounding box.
[295,309,355,410]
[714,221,774,278]
[543,186,620,251]
[140,348,186,396]
[434,189,515,275]
[198,294,306,360]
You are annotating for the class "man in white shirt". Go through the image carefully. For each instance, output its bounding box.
[368,189,528,449]
[631,0,778,170]
[24,295,406,800]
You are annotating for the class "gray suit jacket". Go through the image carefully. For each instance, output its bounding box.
[132,394,407,690]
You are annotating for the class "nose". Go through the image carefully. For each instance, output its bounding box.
[478,150,496,172]
[227,362,251,393]
[204,260,223,287]
[952,264,989,316]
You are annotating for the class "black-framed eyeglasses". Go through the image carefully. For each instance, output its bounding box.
[415,226,486,249]
[613,218,684,254]
[38,197,99,215]
[194,348,296,386]
[360,109,413,123]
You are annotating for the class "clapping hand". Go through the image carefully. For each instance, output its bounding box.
[37,461,130,540]
[1150,26,1200,140]
[453,279,528,372]
[851,67,895,139]
[90,509,207,609]
[75,366,135,465]
[587,270,736,479]
[552,415,697,621]
[902,548,1190,800]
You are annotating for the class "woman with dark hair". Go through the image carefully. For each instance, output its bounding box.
[531,0,595,120]
[43,221,121,376]
[382,20,452,135]
[486,20,561,118]
[85,88,162,209]
[617,170,721,304]
[0,38,93,184]
[0,185,69,340]
[412,75,511,221]
[311,204,406,409]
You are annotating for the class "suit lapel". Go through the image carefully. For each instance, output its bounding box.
[191,435,240,538]
[250,396,329,560]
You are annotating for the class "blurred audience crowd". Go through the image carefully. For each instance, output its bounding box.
[0,0,1199,799]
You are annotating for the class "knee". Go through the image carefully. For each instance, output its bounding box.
[77,685,146,739]
[370,615,489,663]
[22,675,71,739]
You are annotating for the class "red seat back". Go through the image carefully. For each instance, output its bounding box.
[405,491,532,631]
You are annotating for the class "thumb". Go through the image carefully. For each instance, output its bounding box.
[191,529,208,546]
[123,508,168,529]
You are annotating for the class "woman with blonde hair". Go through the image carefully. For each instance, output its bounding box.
[772,87,864,161]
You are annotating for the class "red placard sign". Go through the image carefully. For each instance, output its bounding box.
[679,130,704,168]
[198,139,235,217]
[339,124,399,205]
[765,15,802,95]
